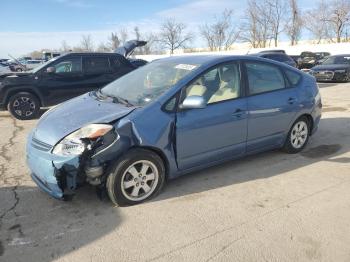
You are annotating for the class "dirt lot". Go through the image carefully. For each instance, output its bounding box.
[0,82,349,262]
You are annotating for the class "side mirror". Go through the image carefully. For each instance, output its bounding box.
[46,66,56,74]
[180,96,206,110]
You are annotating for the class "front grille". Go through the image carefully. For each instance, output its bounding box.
[31,137,53,152]
[314,71,334,80]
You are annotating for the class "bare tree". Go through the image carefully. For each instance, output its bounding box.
[119,28,128,44]
[267,0,287,47]
[96,42,111,52]
[305,1,331,43]
[134,26,141,40]
[108,32,120,50]
[240,0,273,48]
[80,34,94,51]
[285,0,303,45]
[60,40,71,52]
[325,0,350,42]
[143,33,161,54]
[200,9,240,51]
[159,19,193,54]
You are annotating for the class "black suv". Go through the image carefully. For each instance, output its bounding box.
[0,41,147,120]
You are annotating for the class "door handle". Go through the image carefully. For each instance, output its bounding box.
[232,109,245,118]
[288,97,297,104]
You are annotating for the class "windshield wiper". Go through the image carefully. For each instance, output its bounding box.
[96,89,134,107]
[112,96,134,107]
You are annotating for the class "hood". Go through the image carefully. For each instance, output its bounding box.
[0,71,32,80]
[115,40,147,57]
[33,93,135,145]
[311,64,350,71]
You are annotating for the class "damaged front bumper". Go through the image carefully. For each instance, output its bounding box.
[26,132,80,200]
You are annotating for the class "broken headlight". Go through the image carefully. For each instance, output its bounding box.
[52,124,114,156]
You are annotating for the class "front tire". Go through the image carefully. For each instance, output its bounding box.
[282,116,310,154]
[106,149,166,206]
[7,92,40,120]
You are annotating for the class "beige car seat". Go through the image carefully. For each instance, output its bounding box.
[208,66,239,103]
[186,77,207,97]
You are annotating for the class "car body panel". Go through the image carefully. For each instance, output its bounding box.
[34,93,135,146]
[176,98,247,170]
[26,55,322,200]
[246,87,299,152]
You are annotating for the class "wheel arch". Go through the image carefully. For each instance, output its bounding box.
[129,146,170,180]
[5,87,43,108]
[298,113,314,134]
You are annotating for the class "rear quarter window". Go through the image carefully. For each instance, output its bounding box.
[284,69,302,86]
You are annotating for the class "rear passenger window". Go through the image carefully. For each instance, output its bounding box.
[284,69,301,86]
[110,57,121,71]
[246,62,285,95]
[84,57,110,74]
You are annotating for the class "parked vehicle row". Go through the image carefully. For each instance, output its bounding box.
[253,50,330,70]
[26,55,322,205]
[252,50,350,83]
[309,54,350,82]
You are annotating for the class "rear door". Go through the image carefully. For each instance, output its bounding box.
[82,56,114,91]
[244,60,298,153]
[109,55,134,79]
[176,61,248,170]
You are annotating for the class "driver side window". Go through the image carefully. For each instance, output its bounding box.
[54,57,82,73]
[185,62,241,105]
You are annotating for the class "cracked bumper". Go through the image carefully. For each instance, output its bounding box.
[26,132,80,200]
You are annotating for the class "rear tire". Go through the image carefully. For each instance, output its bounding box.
[106,149,166,206]
[282,116,310,154]
[7,92,40,120]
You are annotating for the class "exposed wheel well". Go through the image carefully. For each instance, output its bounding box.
[130,146,170,180]
[299,114,314,134]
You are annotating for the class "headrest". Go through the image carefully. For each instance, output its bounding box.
[221,67,236,83]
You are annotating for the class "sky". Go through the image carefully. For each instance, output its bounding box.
[0,0,316,57]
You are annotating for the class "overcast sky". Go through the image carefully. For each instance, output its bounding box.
[0,0,316,57]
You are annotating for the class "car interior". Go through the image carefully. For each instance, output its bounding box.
[186,64,240,104]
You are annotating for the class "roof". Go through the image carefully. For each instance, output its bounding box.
[60,52,123,57]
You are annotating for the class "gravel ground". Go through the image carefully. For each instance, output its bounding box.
[0,82,349,262]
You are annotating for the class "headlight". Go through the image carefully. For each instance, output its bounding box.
[52,124,113,156]
[335,69,346,73]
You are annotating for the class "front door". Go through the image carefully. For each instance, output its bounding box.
[176,62,248,170]
[38,56,85,105]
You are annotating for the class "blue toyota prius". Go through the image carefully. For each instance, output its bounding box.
[26,55,322,206]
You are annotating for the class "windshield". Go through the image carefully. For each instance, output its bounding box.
[31,56,60,73]
[322,56,350,65]
[101,60,199,106]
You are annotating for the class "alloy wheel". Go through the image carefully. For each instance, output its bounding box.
[290,121,308,149]
[121,160,159,201]
[13,96,36,117]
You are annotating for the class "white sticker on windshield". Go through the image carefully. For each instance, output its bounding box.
[175,64,197,71]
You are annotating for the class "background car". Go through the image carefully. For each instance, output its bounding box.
[309,54,350,82]
[251,52,297,67]
[23,59,44,70]
[0,62,11,75]
[0,40,148,120]
[8,61,26,72]
[0,58,10,64]
[259,49,286,54]
[297,51,331,69]
[26,55,322,205]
